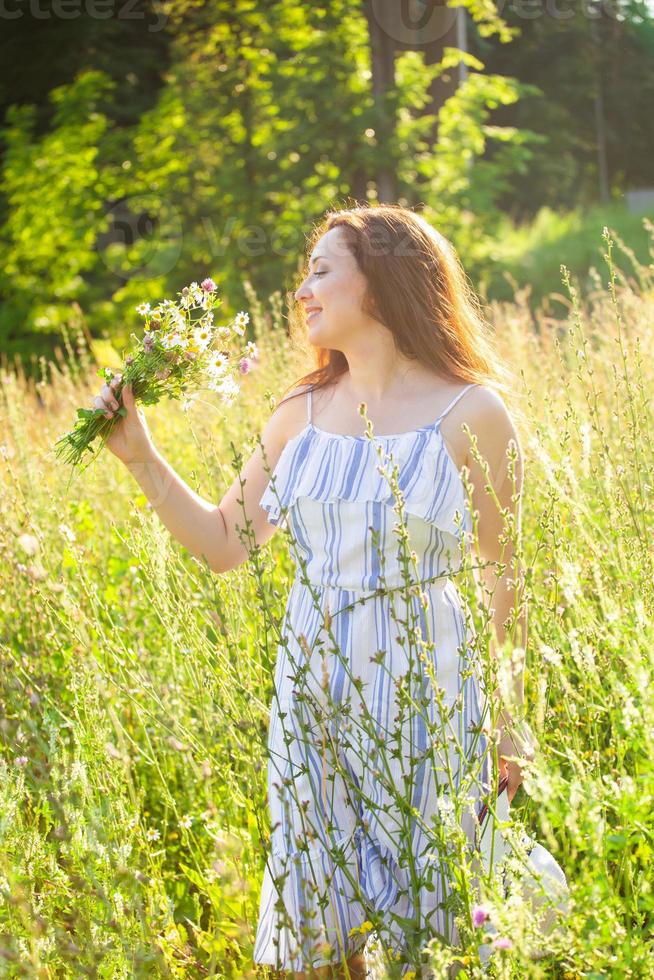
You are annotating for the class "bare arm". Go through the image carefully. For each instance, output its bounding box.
[108,386,304,574]
[458,388,528,744]
[125,447,231,572]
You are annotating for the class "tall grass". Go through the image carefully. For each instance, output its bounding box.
[0,226,653,977]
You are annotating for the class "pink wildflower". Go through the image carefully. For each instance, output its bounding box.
[491,935,513,951]
[472,904,491,928]
[143,334,155,353]
[238,357,251,375]
[201,278,216,292]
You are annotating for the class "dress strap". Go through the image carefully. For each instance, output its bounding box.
[307,387,313,424]
[435,383,478,424]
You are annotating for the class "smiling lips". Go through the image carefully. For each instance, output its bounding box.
[306,307,322,322]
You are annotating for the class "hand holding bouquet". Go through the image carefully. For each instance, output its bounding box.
[54,278,257,477]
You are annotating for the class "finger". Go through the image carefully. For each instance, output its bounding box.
[93,395,112,415]
[100,384,120,410]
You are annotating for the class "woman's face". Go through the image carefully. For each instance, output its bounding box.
[294,226,375,350]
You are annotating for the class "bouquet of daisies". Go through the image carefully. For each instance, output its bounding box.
[54,277,258,472]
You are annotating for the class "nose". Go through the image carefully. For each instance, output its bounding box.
[294,283,308,302]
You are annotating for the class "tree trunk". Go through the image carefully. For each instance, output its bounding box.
[363,0,398,202]
[400,0,462,147]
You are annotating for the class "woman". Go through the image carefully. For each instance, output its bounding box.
[95,204,530,979]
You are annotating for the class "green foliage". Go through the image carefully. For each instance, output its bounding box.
[471,0,654,215]
[2,242,654,973]
[0,71,119,354]
[0,2,543,374]
[472,204,654,311]
[2,1,651,375]
[396,59,546,263]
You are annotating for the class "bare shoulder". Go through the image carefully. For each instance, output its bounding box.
[261,383,313,451]
[448,384,523,484]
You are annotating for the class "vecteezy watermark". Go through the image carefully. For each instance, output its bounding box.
[0,0,168,31]
[198,215,438,263]
[371,0,459,46]
[495,0,624,19]
[370,0,625,42]
[97,193,183,281]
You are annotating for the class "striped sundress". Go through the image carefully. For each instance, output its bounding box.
[253,382,492,975]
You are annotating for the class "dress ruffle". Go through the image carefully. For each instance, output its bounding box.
[253,819,472,974]
[259,423,471,542]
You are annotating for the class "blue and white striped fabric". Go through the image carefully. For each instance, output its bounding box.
[253,382,492,975]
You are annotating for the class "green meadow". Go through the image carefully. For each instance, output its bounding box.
[1,228,653,978]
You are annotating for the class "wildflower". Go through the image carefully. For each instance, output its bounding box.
[15,756,28,767]
[207,351,229,376]
[179,815,193,830]
[207,859,226,881]
[56,275,248,470]
[58,522,77,544]
[437,793,455,821]
[17,533,39,556]
[233,311,249,335]
[491,935,512,951]
[145,827,160,842]
[541,644,562,667]
[161,332,188,350]
[472,904,491,928]
[193,325,212,350]
[348,920,374,938]
[245,341,259,359]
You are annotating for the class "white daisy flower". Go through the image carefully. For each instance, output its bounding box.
[180,815,193,830]
[207,352,229,375]
[233,311,249,336]
[193,326,212,351]
[136,303,151,316]
[213,375,240,403]
[145,827,160,842]
[161,332,188,350]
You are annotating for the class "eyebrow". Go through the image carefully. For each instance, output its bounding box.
[309,253,329,267]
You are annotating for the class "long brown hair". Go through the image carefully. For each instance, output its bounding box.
[280,203,522,424]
